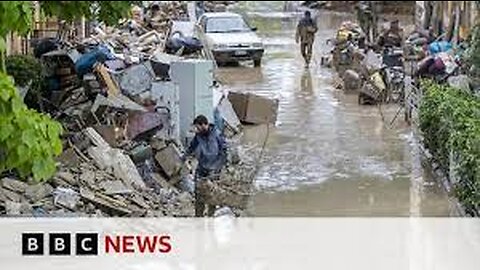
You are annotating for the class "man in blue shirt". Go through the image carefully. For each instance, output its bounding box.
[183,115,227,217]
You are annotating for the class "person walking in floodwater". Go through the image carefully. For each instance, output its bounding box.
[295,11,318,67]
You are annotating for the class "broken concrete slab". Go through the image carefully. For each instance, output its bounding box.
[88,145,146,191]
[53,187,80,210]
[129,193,150,209]
[119,61,155,96]
[20,202,33,215]
[111,149,147,191]
[25,183,54,202]
[126,111,168,140]
[155,143,182,178]
[79,170,96,187]
[1,178,28,193]
[88,146,114,171]
[91,93,147,115]
[84,127,111,148]
[79,187,95,201]
[54,171,78,187]
[2,188,22,203]
[80,187,132,216]
[5,201,22,216]
[0,188,6,203]
[141,190,160,205]
[99,180,133,195]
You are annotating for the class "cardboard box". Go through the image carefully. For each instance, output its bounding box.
[228,92,278,124]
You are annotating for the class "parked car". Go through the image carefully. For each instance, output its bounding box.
[196,12,264,67]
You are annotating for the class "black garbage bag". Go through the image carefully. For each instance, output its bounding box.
[31,38,59,58]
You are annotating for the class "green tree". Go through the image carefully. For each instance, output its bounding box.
[0,1,136,181]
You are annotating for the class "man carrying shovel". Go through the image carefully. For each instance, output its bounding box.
[181,115,228,217]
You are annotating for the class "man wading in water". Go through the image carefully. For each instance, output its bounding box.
[296,10,318,68]
[182,115,228,217]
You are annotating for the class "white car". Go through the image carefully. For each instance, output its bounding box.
[196,12,264,67]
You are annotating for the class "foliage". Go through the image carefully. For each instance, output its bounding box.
[0,73,63,181]
[40,1,139,26]
[0,1,138,46]
[0,1,33,39]
[419,80,480,215]
[6,54,47,110]
[0,1,34,71]
[6,54,45,88]
[463,24,480,77]
[0,1,137,182]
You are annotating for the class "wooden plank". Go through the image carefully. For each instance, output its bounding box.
[94,63,120,96]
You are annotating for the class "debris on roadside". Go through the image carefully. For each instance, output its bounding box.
[203,1,237,12]
[0,1,258,218]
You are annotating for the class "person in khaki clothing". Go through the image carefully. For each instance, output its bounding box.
[296,11,318,67]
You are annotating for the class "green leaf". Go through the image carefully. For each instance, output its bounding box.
[0,37,5,52]
[16,143,29,164]
[0,72,61,181]
[0,122,13,140]
[21,129,35,147]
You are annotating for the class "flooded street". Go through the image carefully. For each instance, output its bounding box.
[217,2,457,216]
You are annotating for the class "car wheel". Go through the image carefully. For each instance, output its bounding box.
[253,58,262,67]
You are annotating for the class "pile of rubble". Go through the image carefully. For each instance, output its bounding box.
[142,1,189,34]
[0,0,275,217]
[203,1,238,12]
[0,119,195,217]
[0,162,194,218]
[2,33,250,217]
[1,10,196,217]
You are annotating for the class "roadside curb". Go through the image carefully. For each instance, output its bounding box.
[414,130,468,217]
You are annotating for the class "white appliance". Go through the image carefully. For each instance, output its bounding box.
[170,59,214,143]
[149,81,180,140]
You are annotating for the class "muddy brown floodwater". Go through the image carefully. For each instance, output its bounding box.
[217,2,458,216]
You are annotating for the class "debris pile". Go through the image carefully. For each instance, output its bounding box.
[203,1,238,12]
[0,124,195,217]
[144,1,189,33]
[0,9,193,216]
[0,1,265,217]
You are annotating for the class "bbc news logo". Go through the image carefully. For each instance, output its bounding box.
[22,233,172,256]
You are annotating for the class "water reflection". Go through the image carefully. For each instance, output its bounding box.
[221,2,453,216]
